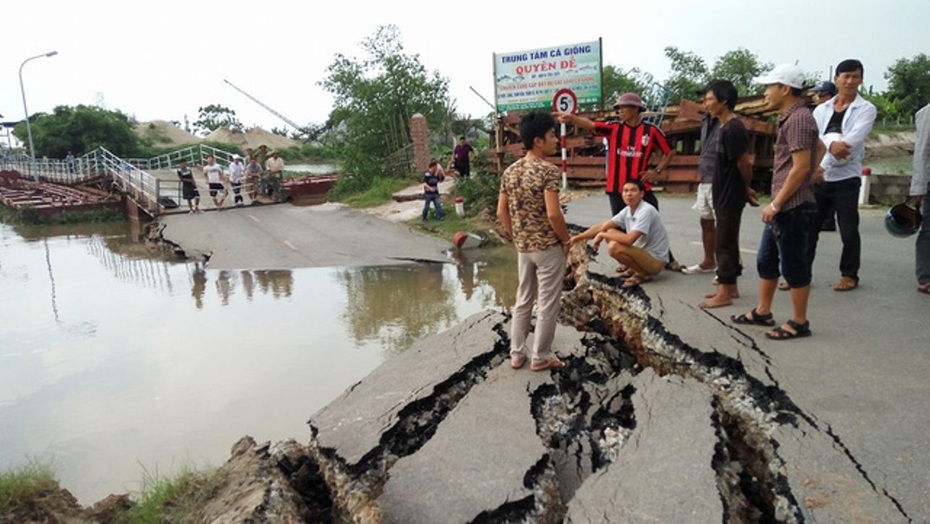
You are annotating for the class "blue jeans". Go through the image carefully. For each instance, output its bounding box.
[757,203,817,287]
[423,192,443,220]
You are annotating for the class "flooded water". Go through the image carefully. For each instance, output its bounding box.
[0,220,516,505]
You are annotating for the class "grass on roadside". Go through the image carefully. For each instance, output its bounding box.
[337,176,414,208]
[0,461,67,514]
[121,463,224,523]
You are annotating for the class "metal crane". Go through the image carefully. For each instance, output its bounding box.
[223,79,325,142]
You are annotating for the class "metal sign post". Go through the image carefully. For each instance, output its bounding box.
[553,89,578,189]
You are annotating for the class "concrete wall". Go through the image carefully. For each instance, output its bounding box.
[868,173,913,205]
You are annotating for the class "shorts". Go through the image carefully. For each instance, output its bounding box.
[182,183,199,201]
[691,182,715,220]
[208,182,225,197]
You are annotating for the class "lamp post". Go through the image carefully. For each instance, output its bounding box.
[19,50,58,181]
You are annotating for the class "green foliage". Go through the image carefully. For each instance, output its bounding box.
[122,465,223,523]
[320,25,451,182]
[709,48,772,97]
[330,173,413,206]
[860,89,897,121]
[452,173,501,218]
[600,65,654,109]
[193,104,242,136]
[13,105,142,158]
[884,53,930,118]
[663,46,709,104]
[0,461,63,514]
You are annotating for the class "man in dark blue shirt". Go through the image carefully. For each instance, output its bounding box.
[422,160,444,221]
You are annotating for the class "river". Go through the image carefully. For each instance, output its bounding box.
[0,219,516,505]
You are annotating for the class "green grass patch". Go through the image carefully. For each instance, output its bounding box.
[0,461,68,514]
[121,464,223,523]
[337,176,414,208]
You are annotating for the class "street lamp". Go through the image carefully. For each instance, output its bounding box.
[19,50,58,181]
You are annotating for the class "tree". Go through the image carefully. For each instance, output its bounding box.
[13,105,141,158]
[600,65,654,108]
[710,48,772,97]
[885,53,930,118]
[663,46,709,104]
[193,104,242,136]
[320,25,450,189]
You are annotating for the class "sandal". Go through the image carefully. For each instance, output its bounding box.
[766,319,811,340]
[833,276,858,291]
[777,280,790,291]
[530,356,565,372]
[510,353,527,369]
[919,283,930,295]
[731,308,775,326]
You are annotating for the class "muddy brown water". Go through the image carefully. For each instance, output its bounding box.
[0,220,516,505]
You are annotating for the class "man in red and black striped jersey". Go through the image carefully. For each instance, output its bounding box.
[557,92,679,269]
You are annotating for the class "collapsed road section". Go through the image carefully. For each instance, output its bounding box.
[301,250,909,523]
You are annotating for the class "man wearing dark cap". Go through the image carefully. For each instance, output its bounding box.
[556,92,680,270]
[811,80,837,105]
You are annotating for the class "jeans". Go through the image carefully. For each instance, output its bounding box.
[757,203,817,287]
[807,177,861,279]
[918,186,930,285]
[422,192,443,220]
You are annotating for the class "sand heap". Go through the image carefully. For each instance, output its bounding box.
[134,120,201,146]
[204,126,301,151]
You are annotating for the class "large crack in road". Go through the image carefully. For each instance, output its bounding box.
[301,246,910,523]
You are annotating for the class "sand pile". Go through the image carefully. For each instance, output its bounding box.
[204,126,301,150]
[134,120,200,146]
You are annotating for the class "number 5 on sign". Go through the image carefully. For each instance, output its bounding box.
[552,89,577,189]
[552,89,578,114]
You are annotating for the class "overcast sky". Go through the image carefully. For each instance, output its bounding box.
[2,0,927,136]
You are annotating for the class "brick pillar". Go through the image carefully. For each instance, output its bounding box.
[410,113,430,174]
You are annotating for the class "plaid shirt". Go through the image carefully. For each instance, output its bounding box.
[772,100,818,211]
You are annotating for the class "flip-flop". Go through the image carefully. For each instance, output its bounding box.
[530,356,565,372]
[777,280,790,291]
[731,308,775,326]
[765,319,811,340]
[510,353,527,369]
[918,283,930,295]
[622,274,652,288]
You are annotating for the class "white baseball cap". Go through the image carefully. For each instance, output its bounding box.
[754,64,806,89]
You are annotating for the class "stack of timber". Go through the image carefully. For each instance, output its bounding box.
[491,94,780,193]
[0,170,122,217]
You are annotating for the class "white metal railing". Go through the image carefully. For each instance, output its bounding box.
[1,144,247,216]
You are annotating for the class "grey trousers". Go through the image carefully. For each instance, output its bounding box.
[511,245,566,366]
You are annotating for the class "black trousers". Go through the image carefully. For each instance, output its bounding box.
[806,177,861,279]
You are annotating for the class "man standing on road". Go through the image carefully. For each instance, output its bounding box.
[177,158,200,213]
[228,154,246,206]
[497,112,572,372]
[556,92,680,270]
[732,64,821,341]
[911,102,930,294]
[453,136,474,177]
[807,59,877,292]
[265,151,285,198]
[682,83,721,276]
[201,154,227,210]
[699,80,757,308]
[421,160,444,222]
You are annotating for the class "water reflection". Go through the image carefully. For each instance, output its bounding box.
[338,263,457,355]
[0,220,518,505]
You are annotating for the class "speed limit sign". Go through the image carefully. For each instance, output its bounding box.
[553,88,578,114]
